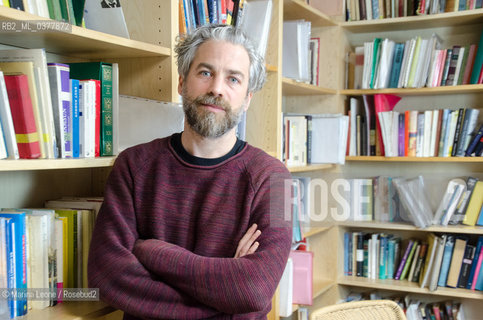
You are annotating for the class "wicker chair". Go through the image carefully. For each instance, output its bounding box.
[310,300,407,320]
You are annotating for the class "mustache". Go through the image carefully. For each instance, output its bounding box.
[191,94,231,111]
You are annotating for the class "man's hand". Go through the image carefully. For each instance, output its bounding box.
[234,224,261,258]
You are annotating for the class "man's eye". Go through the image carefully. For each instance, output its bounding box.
[229,77,240,84]
[201,71,211,77]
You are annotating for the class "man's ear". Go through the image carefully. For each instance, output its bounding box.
[243,92,253,112]
[178,75,184,95]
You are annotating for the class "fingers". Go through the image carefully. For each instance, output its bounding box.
[234,223,261,258]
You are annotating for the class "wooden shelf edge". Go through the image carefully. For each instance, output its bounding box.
[336,221,483,235]
[339,84,483,96]
[283,0,337,27]
[346,156,483,163]
[340,8,483,31]
[288,163,334,173]
[338,276,483,300]
[303,226,332,238]
[0,157,117,171]
[25,301,117,320]
[282,78,337,96]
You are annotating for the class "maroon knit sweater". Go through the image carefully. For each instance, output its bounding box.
[88,135,292,320]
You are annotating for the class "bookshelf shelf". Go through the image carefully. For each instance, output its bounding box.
[338,276,483,300]
[340,84,483,96]
[282,78,337,95]
[0,6,170,59]
[345,156,483,163]
[340,8,483,33]
[25,301,118,320]
[283,0,337,27]
[337,221,483,235]
[0,157,117,171]
[288,163,334,172]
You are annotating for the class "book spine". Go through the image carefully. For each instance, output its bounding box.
[71,79,80,158]
[467,236,483,288]
[458,245,476,288]
[395,240,414,280]
[100,64,113,156]
[4,74,41,159]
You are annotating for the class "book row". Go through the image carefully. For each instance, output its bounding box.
[290,175,482,233]
[344,293,468,320]
[345,0,483,22]
[0,48,117,160]
[347,30,483,90]
[283,113,349,167]
[0,197,102,319]
[344,231,483,292]
[348,94,482,157]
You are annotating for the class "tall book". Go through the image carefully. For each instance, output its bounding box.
[4,74,41,159]
[48,63,72,158]
[0,71,19,159]
[446,237,468,287]
[69,62,113,156]
[70,79,80,158]
[0,211,28,318]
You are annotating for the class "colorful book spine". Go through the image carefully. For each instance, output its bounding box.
[71,79,80,158]
[4,74,41,159]
[438,235,455,287]
[395,240,414,280]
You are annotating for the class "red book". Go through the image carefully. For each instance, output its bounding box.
[374,94,402,156]
[478,62,483,84]
[4,74,41,159]
[93,80,101,157]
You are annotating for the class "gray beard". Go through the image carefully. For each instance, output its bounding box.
[182,93,244,138]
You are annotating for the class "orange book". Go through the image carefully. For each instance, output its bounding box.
[4,74,41,159]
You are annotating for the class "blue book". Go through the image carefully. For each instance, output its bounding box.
[388,43,404,88]
[70,79,80,158]
[476,204,483,226]
[344,232,350,276]
[468,236,483,290]
[0,211,27,318]
[438,235,455,287]
[379,234,388,279]
[387,237,396,279]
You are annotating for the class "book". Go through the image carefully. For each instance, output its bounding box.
[419,233,438,288]
[0,211,28,318]
[239,0,272,59]
[0,49,57,159]
[438,235,455,287]
[69,62,113,156]
[0,71,19,159]
[462,181,483,226]
[433,178,466,226]
[48,63,72,158]
[446,237,468,287]
[290,250,313,305]
[4,74,42,159]
[457,244,476,288]
[309,114,349,164]
[429,235,446,291]
[70,79,80,158]
[467,236,483,289]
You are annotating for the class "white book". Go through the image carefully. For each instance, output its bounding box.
[285,115,307,167]
[79,80,96,158]
[452,46,465,85]
[239,0,272,59]
[349,97,360,156]
[422,110,433,157]
[37,0,50,18]
[362,41,374,89]
[429,109,440,157]
[278,258,293,317]
[0,49,57,159]
[83,0,130,38]
[429,235,446,292]
[443,110,459,157]
[25,214,50,309]
[310,114,349,164]
[402,37,418,88]
[0,71,19,159]
[433,178,467,225]
[282,20,311,82]
[397,39,412,88]
[374,39,395,89]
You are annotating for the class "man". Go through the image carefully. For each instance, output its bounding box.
[88,24,292,319]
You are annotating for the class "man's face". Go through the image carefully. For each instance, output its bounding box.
[178,40,253,138]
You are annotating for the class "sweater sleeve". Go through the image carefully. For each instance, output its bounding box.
[87,151,222,319]
[132,168,292,314]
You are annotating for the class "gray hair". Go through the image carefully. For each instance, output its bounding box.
[174,24,266,93]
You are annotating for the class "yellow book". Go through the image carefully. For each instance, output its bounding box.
[1,1,10,7]
[407,36,421,88]
[0,61,46,158]
[462,181,483,226]
[53,209,78,289]
[55,217,68,293]
[419,233,436,288]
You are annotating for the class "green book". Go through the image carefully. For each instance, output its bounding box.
[72,0,86,26]
[46,0,63,21]
[69,62,114,156]
[400,240,418,281]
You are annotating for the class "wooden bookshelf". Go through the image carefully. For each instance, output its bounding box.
[283,0,337,27]
[338,276,483,300]
[340,84,483,96]
[340,8,483,33]
[0,7,170,59]
[346,156,483,163]
[282,78,337,96]
[24,301,119,320]
[0,157,116,171]
[288,163,334,173]
[337,221,483,235]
